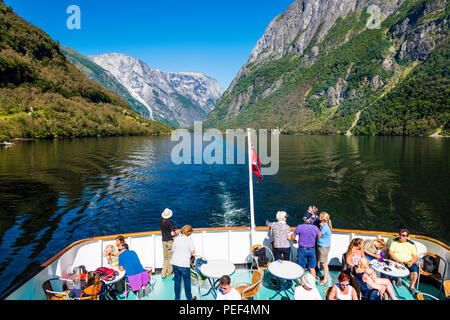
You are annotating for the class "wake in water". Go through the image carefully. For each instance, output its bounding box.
[212,181,247,227]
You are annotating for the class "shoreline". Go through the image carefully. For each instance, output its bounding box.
[3,131,450,145]
[0,132,174,145]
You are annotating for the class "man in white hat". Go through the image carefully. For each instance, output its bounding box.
[294,273,323,300]
[160,208,179,278]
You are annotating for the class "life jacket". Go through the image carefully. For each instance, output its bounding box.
[81,282,104,297]
[95,267,119,282]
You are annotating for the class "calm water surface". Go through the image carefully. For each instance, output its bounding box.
[0,135,449,296]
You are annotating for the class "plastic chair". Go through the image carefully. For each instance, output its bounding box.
[190,256,209,299]
[416,292,440,300]
[124,269,151,300]
[42,277,78,300]
[235,270,262,300]
[42,278,70,300]
[324,286,332,300]
[444,280,450,300]
[417,253,447,297]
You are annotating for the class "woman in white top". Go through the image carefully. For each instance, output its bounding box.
[328,273,358,300]
[170,225,195,300]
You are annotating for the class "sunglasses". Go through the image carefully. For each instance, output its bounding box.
[338,283,350,287]
[399,234,408,237]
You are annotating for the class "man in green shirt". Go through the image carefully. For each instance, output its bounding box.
[388,229,419,297]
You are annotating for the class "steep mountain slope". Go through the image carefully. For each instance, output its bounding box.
[205,0,449,136]
[89,53,225,128]
[61,46,151,119]
[0,1,172,141]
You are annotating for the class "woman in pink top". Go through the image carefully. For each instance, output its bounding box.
[346,238,364,270]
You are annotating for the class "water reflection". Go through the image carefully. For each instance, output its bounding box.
[0,135,448,296]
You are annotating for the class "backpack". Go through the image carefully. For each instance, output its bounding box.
[423,255,438,274]
[95,267,119,282]
[253,247,269,267]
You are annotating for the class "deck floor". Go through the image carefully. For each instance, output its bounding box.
[110,269,442,301]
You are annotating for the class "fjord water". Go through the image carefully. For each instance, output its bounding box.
[0,135,449,295]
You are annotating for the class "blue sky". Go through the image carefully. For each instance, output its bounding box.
[4,0,295,89]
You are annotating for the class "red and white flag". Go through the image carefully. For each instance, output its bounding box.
[251,146,262,183]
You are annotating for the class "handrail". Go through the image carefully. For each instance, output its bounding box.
[3,226,449,300]
[42,226,449,268]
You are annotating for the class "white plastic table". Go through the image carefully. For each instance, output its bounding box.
[268,260,304,300]
[370,259,410,299]
[199,259,236,298]
[369,259,410,278]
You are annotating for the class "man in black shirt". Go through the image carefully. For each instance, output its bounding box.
[160,208,179,278]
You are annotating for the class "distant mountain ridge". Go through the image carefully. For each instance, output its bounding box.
[205,0,449,136]
[0,1,172,140]
[61,46,151,119]
[88,53,225,128]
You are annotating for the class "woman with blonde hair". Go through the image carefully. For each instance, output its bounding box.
[307,205,320,227]
[363,238,386,261]
[316,212,332,286]
[346,238,364,271]
[355,257,397,300]
[103,235,125,267]
[170,225,195,300]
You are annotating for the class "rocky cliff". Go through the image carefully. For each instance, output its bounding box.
[205,0,449,136]
[89,53,224,128]
[61,46,151,119]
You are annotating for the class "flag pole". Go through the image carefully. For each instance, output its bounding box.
[247,128,256,244]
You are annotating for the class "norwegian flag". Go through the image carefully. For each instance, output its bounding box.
[251,145,263,183]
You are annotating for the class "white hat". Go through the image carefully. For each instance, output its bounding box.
[303,273,316,289]
[161,208,173,219]
[276,211,288,221]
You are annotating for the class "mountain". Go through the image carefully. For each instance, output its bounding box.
[205,0,449,136]
[0,1,172,141]
[89,53,225,128]
[60,46,151,119]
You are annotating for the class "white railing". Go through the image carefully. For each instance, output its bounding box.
[5,228,449,300]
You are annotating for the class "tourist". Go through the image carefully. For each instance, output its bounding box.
[118,243,150,294]
[294,273,322,300]
[103,235,126,291]
[270,211,292,261]
[327,272,358,300]
[103,235,125,268]
[346,238,364,272]
[307,205,320,228]
[363,238,386,261]
[355,257,398,300]
[293,212,320,278]
[216,275,242,300]
[160,208,179,279]
[316,212,332,286]
[118,243,146,276]
[170,225,196,300]
[388,229,419,296]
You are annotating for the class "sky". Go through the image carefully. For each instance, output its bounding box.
[4,0,295,89]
